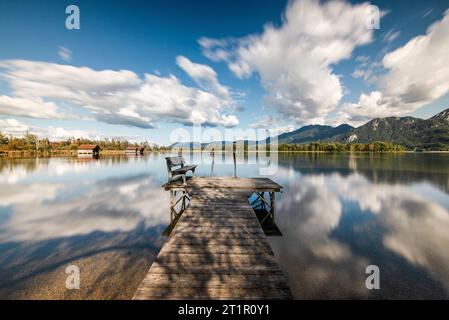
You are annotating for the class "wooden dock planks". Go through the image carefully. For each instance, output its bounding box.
[162,176,283,192]
[133,183,292,300]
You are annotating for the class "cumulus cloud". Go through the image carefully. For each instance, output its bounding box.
[176,55,231,99]
[0,118,35,136]
[249,115,295,136]
[200,0,376,125]
[46,126,105,140]
[0,59,239,128]
[342,9,449,124]
[0,117,115,141]
[0,95,63,119]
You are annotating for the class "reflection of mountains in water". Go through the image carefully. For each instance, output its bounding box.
[278,153,449,194]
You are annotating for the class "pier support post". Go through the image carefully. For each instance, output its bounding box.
[250,191,276,223]
[270,191,275,221]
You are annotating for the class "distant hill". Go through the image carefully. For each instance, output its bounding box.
[343,108,449,149]
[169,107,449,151]
[278,124,353,144]
[276,107,449,150]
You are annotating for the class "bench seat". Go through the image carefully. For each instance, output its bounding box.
[166,156,197,184]
[172,165,197,175]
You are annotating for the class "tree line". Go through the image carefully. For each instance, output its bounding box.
[278,141,407,152]
[0,131,409,154]
[0,131,169,152]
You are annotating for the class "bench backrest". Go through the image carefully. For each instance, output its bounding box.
[166,156,185,171]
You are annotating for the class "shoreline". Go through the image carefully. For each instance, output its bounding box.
[2,150,449,159]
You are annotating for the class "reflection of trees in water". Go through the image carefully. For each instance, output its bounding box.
[278,153,449,194]
[0,157,46,175]
[0,155,162,175]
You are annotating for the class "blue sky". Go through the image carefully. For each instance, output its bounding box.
[1,0,449,144]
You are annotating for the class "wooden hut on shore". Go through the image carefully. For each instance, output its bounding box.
[77,144,100,157]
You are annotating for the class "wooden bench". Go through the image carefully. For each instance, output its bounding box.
[165,156,197,184]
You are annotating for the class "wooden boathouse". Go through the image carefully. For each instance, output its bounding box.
[133,176,292,300]
[77,144,100,157]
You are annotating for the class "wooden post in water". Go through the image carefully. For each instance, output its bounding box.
[210,148,215,176]
[233,151,237,178]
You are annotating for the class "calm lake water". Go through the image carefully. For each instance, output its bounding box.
[0,153,448,299]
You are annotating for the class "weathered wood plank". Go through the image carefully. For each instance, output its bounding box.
[160,245,274,255]
[155,253,281,265]
[139,273,290,288]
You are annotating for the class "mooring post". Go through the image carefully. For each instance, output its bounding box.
[233,151,237,178]
[210,148,215,176]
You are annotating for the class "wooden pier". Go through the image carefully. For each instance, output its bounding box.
[133,176,292,300]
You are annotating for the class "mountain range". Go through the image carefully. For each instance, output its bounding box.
[170,108,449,150]
[278,107,449,150]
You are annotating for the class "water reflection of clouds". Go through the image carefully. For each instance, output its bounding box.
[0,175,168,242]
[0,159,91,184]
[332,173,449,289]
[273,175,370,298]
[274,171,449,298]
[0,156,165,185]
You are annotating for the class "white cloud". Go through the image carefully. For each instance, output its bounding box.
[58,46,71,62]
[176,55,231,99]
[46,126,104,140]
[0,59,239,128]
[0,95,63,119]
[200,0,376,125]
[337,91,399,126]
[0,118,33,136]
[350,57,382,84]
[249,115,295,136]
[343,9,449,124]
[0,117,110,141]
